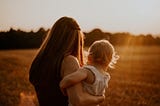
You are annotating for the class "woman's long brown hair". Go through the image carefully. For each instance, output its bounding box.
[29,16,84,86]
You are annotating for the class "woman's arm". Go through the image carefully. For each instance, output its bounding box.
[61,55,105,106]
[67,83,105,106]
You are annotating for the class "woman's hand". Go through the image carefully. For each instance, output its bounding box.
[67,83,105,106]
[60,87,67,96]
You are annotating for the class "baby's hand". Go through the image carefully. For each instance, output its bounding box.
[60,87,67,96]
[59,81,67,96]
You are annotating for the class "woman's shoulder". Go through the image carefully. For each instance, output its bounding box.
[64,55,77,60]
[61,55,80,77]
[63,55,79,65]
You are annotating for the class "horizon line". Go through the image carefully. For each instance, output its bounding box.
[0,27,160,37]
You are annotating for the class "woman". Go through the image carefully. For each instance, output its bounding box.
[29,16,104,106]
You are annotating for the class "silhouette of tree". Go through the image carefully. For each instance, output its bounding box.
[0,28,48,49]
[0,28,159,49]
[84,28,110,46]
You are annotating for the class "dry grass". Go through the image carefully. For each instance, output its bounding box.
[102,46,160,106]
[0,46,160,106]
[0,49,38,106]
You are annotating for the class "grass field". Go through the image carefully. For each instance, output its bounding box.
[0,46,160,106]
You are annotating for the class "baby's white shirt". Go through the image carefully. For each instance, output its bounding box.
[82,65,110,96]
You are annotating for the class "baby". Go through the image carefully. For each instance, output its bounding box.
[60,39,119,106]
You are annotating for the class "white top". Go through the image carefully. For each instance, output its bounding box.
[82,65,110,96]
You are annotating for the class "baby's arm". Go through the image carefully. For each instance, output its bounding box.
[60,68,88,95]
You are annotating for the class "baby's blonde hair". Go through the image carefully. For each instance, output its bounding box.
[88,39,119,68]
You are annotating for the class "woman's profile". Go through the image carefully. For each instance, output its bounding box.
[29,16,104,106]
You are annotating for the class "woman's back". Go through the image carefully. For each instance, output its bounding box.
[35,79,68,106]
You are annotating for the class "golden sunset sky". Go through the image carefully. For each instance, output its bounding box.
[1,0,160,35]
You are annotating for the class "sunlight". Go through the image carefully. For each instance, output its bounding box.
[19,92,36,106]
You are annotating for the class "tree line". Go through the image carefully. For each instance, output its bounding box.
[84,28,160,46]
[0,28,160,49]
[0,28,47,49]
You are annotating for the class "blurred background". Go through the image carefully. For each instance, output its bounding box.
[0,0,160,106]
